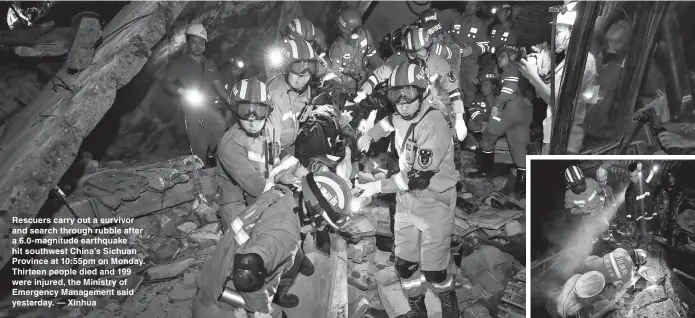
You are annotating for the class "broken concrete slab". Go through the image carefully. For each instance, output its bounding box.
[169,284,196,303]
[0,1,188,268]
[634,299,680,318]
[463,302,492,318]
[146,258,196,280]
[632,286,668,312]
[460,209,524,230]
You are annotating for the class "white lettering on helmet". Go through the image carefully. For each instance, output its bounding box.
[427,23,442,36]
[314,175,345,209]
[339,17,346,28]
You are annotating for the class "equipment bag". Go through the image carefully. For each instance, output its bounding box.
[296,106,342,167]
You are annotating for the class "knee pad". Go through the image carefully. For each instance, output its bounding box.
[394,257,419,279]
[422,270,447,283]
[232,253,268,292]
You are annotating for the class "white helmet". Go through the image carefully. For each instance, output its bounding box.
[556,11,577,26]
[596,166,608,184]
[185,23,208,41]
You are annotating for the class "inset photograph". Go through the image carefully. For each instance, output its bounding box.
[530,158,695,318]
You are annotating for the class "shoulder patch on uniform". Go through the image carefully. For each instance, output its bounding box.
[418,149,433,168]
[447,71,456,83]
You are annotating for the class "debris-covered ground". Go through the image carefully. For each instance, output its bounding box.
[3,154,526,318]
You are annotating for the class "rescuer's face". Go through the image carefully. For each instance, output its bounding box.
[497,9,511,23]
[605,28,630,54]
[555,24,572,53]
[240,118,265,134]
[480,80,494,96]
[188,36,206,56]
[287,72,311,90]
[630,171,640,183]
[396,99,421,117]
[497,53,510,68]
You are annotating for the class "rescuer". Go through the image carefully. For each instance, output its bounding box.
[467,70,498,145]
[265,17,338,84]
[420,19,462,76]
[468,46,530,199]
[624,162,657,249]
[161,24,230,167]
[518,8,597,154]
[356,61,460,318]
[266,39,320,155]
[329,8,385,93]
[194,171,353,318]
[450,1,492,108]
[488,4,518,54]
[595,166,617,241]
[563,165,609,246]
[551,248,647,317]
[355,26,467,143]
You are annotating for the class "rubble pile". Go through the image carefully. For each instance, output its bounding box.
[334,175,526,317]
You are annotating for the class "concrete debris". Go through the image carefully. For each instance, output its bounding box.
[105,302,120,312]
[460,246,516,311]
[634,299,680,317]
[460,209,524,230]
[169,284,196,302]
[676,209,695,235]
[183,271,198,289]
[463,302,492,318]
[504,220,524,236]
[146,258,196,280]
[632,286,669,311]
[176,221,198,234]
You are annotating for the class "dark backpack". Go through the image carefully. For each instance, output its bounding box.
[295,105,342,167]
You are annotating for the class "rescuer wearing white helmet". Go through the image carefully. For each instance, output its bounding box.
[356,61,461,318]
[517,3,597,154]
[624,162,657,249]
[161,23,231,167]
[595,166,617,241]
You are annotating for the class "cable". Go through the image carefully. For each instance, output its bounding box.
[94,13,155,51]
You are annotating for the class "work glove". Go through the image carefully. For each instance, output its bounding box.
[455,114,468,141]
[460,44,473,58]
[491,105,501,118]
[354,91,367,104]
[357,135,372,153]
[355,180,382,198]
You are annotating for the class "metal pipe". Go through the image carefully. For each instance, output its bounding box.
[549,1,601,154]
[657,4,692,121]
[674,268,695,283]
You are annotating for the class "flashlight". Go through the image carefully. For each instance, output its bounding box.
[652,165,659,172]
[184,89,204,107]
[492,7,498,14]
[268,48,284,68]
[350,29,360,40]
[237,60,244,68]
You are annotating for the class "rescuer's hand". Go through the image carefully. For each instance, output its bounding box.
[354,91,367,104]
[658,131,695,149]
[357,135,372,153]
[455,114,468,141]
[355,180,381,198]
[491,105,500,118]
[460,44,473,58]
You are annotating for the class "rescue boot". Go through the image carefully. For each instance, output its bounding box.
[273,291,299,308]
[439,289,460,318]
[468,149,494,179]
[396,294,427,318]
[298,254,315,276]
[514,169,526,199]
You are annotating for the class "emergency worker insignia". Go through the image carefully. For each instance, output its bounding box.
[418,149,433,168]
[447,71,456,83]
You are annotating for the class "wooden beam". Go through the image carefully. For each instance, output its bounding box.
[324,233,349,318]
[0,1,187,269]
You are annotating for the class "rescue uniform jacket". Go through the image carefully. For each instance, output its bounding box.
[467,93,495,132]
[495,63,522,107]
[625,176,656,221]
[565,177,604,219]
[360,54,465,116]
[488,22,517,53]
[267,75,312,150]
[197,190,301,314]
[329,29,385,89]
[165,54,223,112]
[432,37,462,75]
[580,248,634,285]
[216,123,284,205]
[386,52,409,69]
[366,101,459,197]
[450,14,491,58]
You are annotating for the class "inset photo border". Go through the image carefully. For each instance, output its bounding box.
[526,155,695,318]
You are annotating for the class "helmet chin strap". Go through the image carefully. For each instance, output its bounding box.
[285,72,310,94]
[237,119,266,137]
